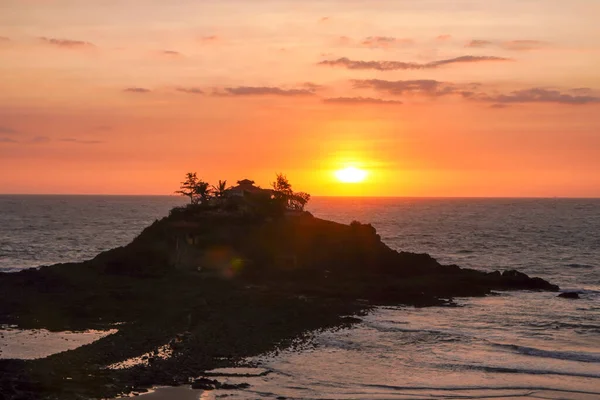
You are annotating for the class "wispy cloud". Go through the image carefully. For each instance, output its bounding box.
[124,87,151,94]
[219,86,317,97]
[59,138,104,144]
[40,37,94,48]
[0,137,17,143]
[501,40,548,51]
[482,88,600,105]
[161,50,181,56]
[353,79,600,105]
[466,39,548,51]
[319,56,510,71]
[437,34,452,41]
[176,87,204,95]
[352,79,479,97]
[324,97,403,105]
[0,36,10,42]
[361,36,413,49]
[32,136,51,143]
[302,82,326,92]
[466,39,494,48]
[200,35,219,43]
[0,126,18,134]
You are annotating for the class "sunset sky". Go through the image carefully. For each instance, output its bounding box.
[1,0,599,197]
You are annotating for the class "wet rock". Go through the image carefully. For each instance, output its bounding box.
[220,382,250,390]
[191,378,219,390]
[558,292,580,299]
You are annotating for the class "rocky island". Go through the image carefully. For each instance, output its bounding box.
[0,176,559,399]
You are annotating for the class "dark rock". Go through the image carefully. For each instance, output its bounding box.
[340,316,362,324]
[191,378,219,390]
[558,292,580,299]
[0,209,561,400]
[219,382,250,390]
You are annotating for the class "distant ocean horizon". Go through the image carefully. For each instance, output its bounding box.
[1,194,598,399]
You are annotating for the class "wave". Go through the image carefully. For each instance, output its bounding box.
[492,342,600,363]
[364,322,468,343]
[436,362,600,379]
[362,383,600,396]
[565,263,596,269]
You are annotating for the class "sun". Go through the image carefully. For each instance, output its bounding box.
[335,166,368,183]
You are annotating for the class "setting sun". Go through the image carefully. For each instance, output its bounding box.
[335,167,368,183]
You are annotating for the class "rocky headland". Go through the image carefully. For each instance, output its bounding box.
[0,205,559,399]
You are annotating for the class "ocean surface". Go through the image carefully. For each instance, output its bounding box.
[1,195,599,399]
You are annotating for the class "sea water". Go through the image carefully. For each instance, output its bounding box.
[1,195,599,399]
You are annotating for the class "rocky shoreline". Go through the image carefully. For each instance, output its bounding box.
[0,209,559,399]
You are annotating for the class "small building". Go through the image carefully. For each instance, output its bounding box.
[227,179,272,198]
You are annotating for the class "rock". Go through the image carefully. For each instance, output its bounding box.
[219,382,250,390]
[340,316,362,324]
[191,378,219,390]
[558,292,580,299]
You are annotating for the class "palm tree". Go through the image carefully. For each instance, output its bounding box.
[194,181,212,204]
[212,180,229,198]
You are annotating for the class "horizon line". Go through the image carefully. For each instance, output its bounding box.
[1,193,599,200]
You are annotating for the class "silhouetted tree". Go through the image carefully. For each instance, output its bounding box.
[195,181,212,204]
[176,172,200,204]
[212,180,230,198]
[290,191,311,211]
[176,172,212,204]
[272,173,310,211]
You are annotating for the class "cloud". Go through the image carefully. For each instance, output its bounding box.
[40,37,94,48]
[319,16,331,23]
[361,36,413,48]
[466,39,494,48]
[59,138,104,144]
[32,136,51,143]
[124,87,151,93]
[220,86,317,97]
[571,88,593,95]
[0,137,17,143]
[161,50,181,56]
[200,35,219,43]
[319,55,509,71]
[337,36,352,46]
[323,97,403,105]
[466,39,548,51]
[176,87,204,95]
[0,36,9,42]
[500,40,547,51]
[437,34,452,41]
[353,79,599,105]
[483,88,600,105]
[0,126,18,134]
[302,82,326,91]
[352,79,478,98]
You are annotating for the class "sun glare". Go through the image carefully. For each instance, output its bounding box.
[335,166,368,183]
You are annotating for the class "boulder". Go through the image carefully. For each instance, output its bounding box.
[558,292,580,299]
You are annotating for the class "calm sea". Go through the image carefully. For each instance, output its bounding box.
[1,195,599,399]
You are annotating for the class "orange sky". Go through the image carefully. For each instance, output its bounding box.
[1,0,599,197]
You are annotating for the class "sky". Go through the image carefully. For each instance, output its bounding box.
[0,0,599,197]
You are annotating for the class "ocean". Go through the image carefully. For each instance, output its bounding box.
[1,195,599,399]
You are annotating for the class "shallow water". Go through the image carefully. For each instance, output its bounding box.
[0,327,116,360]
[1,196,599,399]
